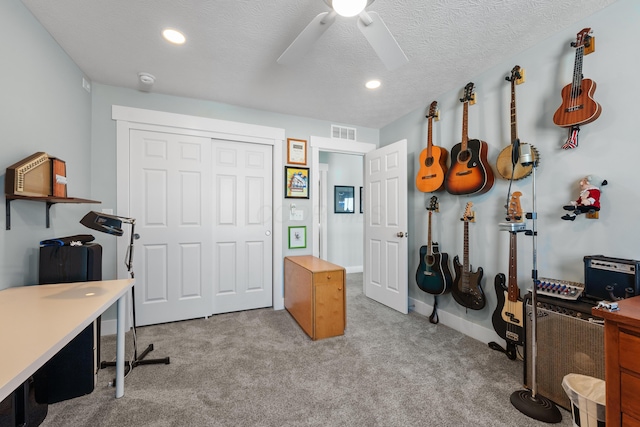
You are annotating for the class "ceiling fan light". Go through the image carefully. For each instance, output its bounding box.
[332,0,367,17]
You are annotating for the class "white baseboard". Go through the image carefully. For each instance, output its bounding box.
[100,318,117,336]
[345,265,363,274]
[409,296,503,346]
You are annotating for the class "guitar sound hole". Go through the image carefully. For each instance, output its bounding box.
[425,157,434,167]
[425,255,435,266]
[457,149,471,163]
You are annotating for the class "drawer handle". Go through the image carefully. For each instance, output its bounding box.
[327,275,331,279]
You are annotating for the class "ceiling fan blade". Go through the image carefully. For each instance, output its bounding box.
[277,11,337,65]
[357,11,408,70]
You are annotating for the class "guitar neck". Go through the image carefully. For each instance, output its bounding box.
[510,80,518,142]
[426,116,433,157]
[508,232,519,302]
[427,210,433,256]
[463,221,470,281]
[461,102,469,151]
[571,46,585,94]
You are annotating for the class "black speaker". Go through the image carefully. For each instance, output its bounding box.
[584,255,640,301]
[524,294,604,410]
[33,244,102,404]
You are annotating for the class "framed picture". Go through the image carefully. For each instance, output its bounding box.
[287,138,307,165]
[285,166,309,199]
[288,226,307,249]
[360,186,364,214]
[334,185,355,213]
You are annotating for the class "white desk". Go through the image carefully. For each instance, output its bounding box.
[0,279,133,402]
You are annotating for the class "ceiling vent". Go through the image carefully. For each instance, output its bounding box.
[331,125,356,141]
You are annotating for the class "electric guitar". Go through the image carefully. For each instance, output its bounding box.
[496,65,538,181]
[445,83,495,196]
[415,101,448,193]
[416,196,453,295]
[552,28,602,127]
[492,192,525,359]
[451,202,485,310]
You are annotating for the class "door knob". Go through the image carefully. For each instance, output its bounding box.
[397,232,404,237]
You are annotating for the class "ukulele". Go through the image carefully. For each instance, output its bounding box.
[445,83,495,196]
[415,101,448,193]
[451,202,485,310]
[491,192,525,359]
[553,28,602,127]
[496,66,538,181]
[416,196,453,295]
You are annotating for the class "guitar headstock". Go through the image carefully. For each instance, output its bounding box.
[460,82,475,104]
[506,65,522,83]
[461,202,475,222]
[572,27,592,49]
[506,191,523,222]
[426,101,439,121]
[427,195,439,212]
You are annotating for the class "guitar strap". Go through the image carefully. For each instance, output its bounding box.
[429,296,439,324]
[562,125,580,150]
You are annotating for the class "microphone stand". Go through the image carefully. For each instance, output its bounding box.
[510,157,562,423]
[101,218,170,385]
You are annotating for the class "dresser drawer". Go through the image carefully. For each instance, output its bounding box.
[620,330,640,373]
[623,413,640,427]
[622,371,640,421]
[313,270,343,286]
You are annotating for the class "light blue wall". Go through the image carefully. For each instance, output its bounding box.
[381,0,639,337]
[1,0,92,289]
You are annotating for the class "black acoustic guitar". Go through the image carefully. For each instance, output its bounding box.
[491,192,525,359]
[451,202,485,310]
[416,196,452,295]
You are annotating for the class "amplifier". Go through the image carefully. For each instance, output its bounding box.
[584,255,640,301]
[524,294,604,410]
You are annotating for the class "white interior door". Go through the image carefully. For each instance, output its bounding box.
[364,139,408,314]
[130,129,213,326]
[212,140,273,314]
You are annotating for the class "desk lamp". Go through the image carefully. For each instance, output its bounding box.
[80,211,170,384]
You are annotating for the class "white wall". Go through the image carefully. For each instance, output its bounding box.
[381,0,639,342]
[320,152,364,271]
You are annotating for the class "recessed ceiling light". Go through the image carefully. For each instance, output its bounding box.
[162,28,186,45]
[365,80,381,89]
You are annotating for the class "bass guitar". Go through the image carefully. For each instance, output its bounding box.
[416,101,448,193]
[491,192,525,360]
[451,202,485,310]
[553,28,602,127]
[445,82,494,196]
[416,196,452,295]
[496,65,538,181]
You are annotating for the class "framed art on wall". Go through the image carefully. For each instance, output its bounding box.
[287,138,307,165]
[285,166,309,198]
[288,226,307,249]
[334,185,354,213]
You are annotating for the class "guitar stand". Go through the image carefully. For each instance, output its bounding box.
[488,341,517,360]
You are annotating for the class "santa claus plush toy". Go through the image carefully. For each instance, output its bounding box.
[562,175,607,221]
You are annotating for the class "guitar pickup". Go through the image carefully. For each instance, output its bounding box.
[499,222,526,232]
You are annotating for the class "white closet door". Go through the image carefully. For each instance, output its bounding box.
[212,140,273,314]
[130,130,213,326]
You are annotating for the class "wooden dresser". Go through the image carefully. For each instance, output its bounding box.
[593,296,640,426]
[284,256,345,340]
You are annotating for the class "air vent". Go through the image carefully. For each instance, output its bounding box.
[331,125,356,141]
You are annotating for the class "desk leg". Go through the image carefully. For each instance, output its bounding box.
[115,294,125,398]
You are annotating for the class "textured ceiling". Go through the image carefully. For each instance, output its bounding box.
[20,0,616,129]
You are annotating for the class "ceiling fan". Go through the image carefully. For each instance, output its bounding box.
[277,0,408,70]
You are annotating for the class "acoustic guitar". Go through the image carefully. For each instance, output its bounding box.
[553,28,602,127]
[445,83,494,196]
[451,202,485,310]
[496,66,538,181]
[416,196,452,295]
[415,101,448,193]
[491,192,525,360]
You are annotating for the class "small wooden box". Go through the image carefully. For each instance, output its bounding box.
[284,256,345,340]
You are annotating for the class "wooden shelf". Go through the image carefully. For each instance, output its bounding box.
[5,195,100,230]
